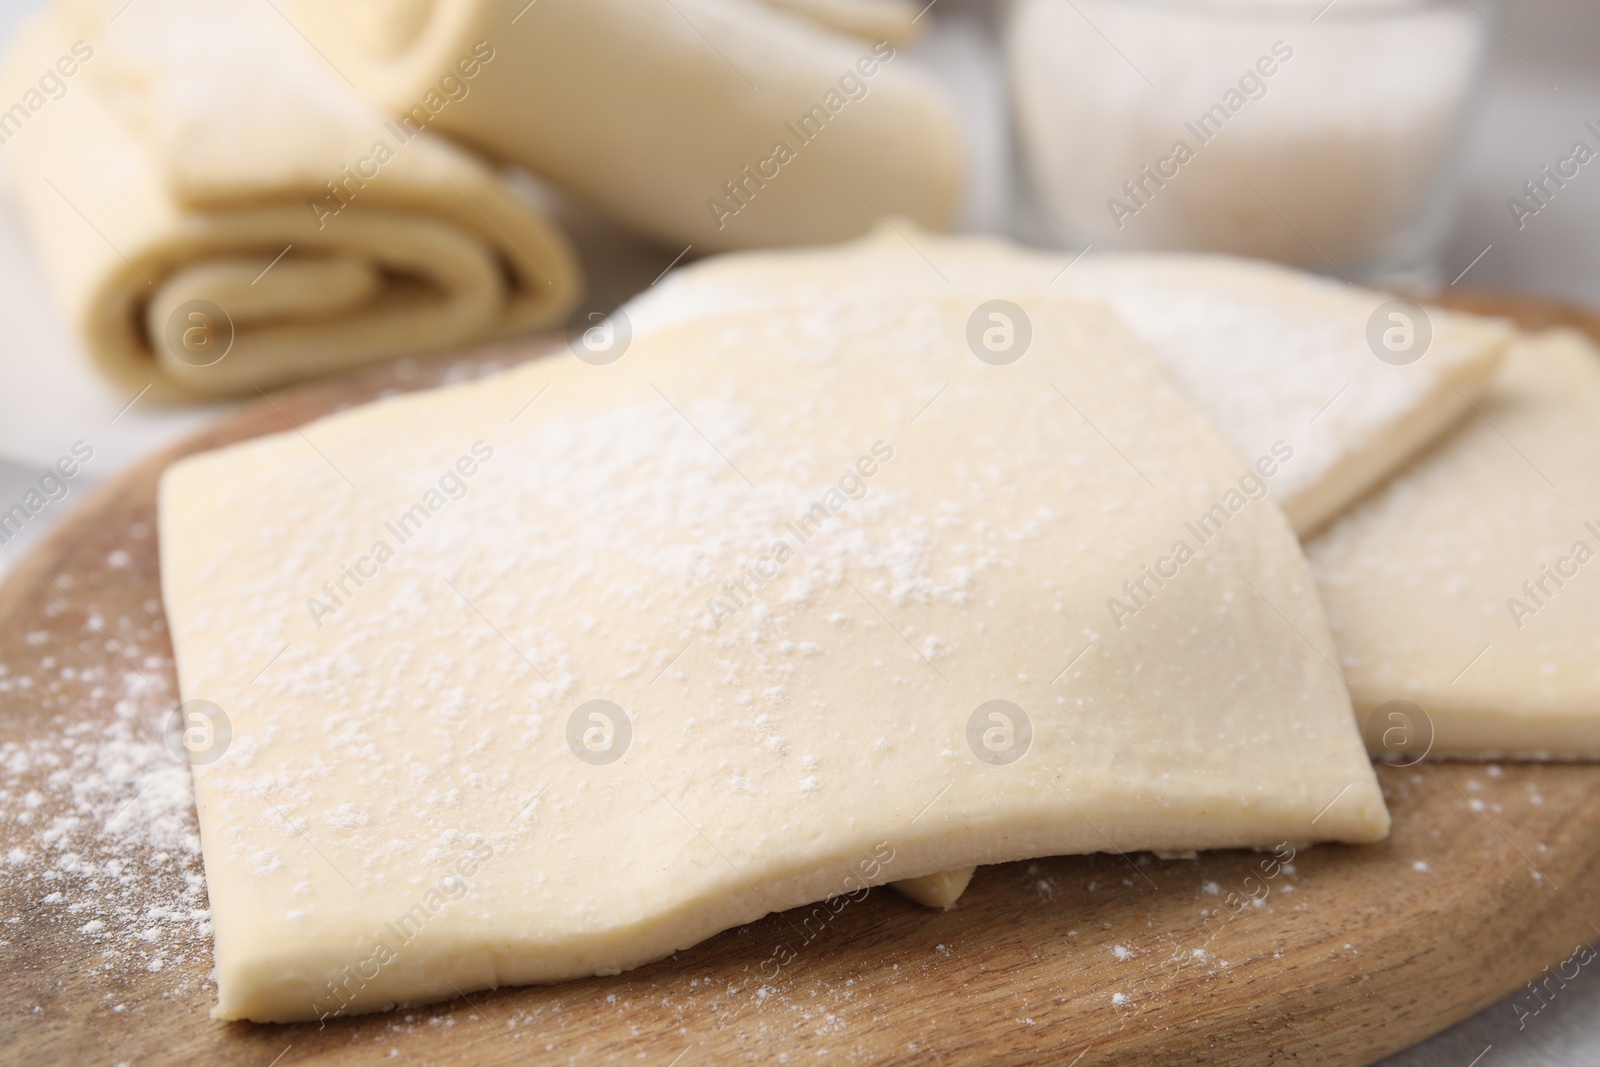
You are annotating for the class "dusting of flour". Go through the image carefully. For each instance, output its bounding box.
[0,590,212,996]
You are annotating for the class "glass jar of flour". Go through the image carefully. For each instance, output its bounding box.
[1007,0,1491,286]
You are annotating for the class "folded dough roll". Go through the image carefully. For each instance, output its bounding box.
[281,0,965,250]
[1,1,578,401]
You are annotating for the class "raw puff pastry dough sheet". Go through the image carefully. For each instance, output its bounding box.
[161,295,1387,1021]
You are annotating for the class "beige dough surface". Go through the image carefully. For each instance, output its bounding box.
[628,227,1510,535]
[890,868,975,910]
[1309,330,1600,758]
[755,0,923,41]
[280,0,965,250]
[0,0,578,401]
[632,229,1505,910]
[160,296,1387,1022]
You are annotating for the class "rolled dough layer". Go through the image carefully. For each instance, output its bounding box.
[161,296,1387,1022]
[1309,329,1600,758]
[629,226,1510,534]
[280,0,965,250]
[1,0,578,400]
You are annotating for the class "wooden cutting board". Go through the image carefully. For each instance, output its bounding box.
[4,292,1599,1067]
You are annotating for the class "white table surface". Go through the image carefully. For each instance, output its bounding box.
[0,1,1596,1062]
